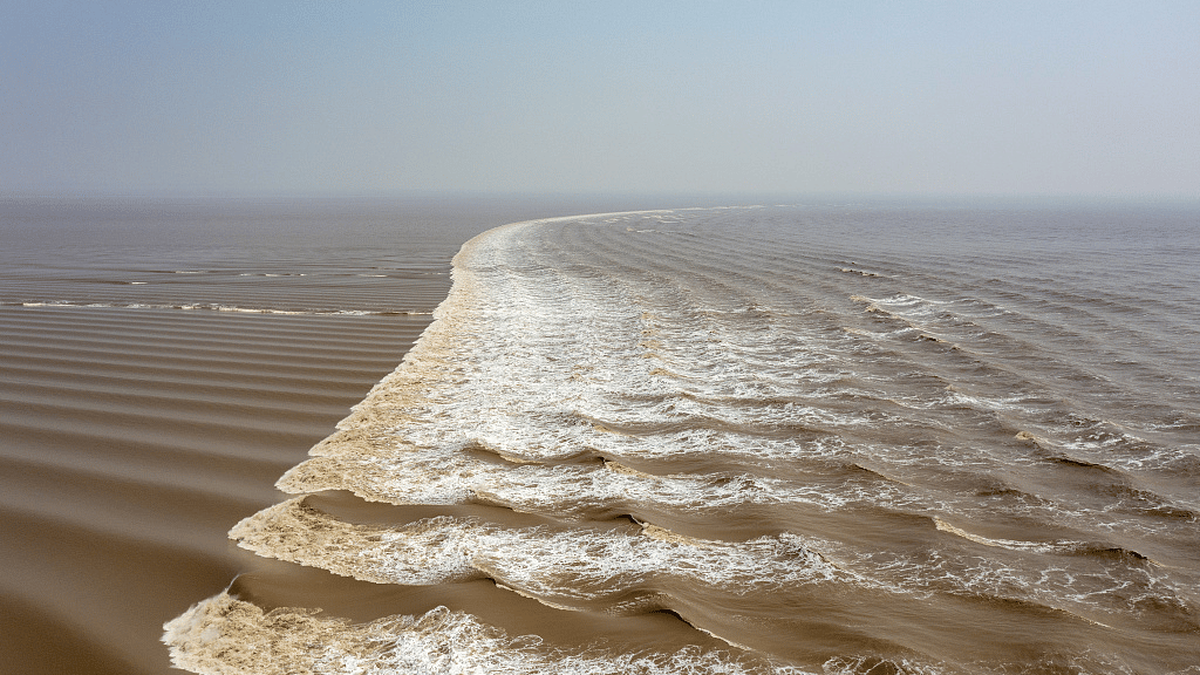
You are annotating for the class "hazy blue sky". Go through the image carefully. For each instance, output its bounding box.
[3,1,1198,198]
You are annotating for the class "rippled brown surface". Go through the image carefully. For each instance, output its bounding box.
[4,198,1199,675]
[0,196,567,674]
[0,306,434,674]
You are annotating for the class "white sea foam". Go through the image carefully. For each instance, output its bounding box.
[232,498,855,604]
[277,442,895,517]
[164,592,814,675]
[846,518,1199,628]
[164,206,1200,673]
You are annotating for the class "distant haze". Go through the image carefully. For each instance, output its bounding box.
[2,1,1198,199]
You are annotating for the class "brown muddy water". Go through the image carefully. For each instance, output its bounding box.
[3,198,1198,674]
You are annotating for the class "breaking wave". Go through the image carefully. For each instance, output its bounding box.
[166,205,1200,674]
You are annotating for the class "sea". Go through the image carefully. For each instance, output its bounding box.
[1,196,1197,675]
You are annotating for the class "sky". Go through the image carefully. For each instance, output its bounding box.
[2,1,1198,198]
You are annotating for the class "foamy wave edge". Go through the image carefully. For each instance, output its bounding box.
[163,591,814,675]
[165,211,827,675]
